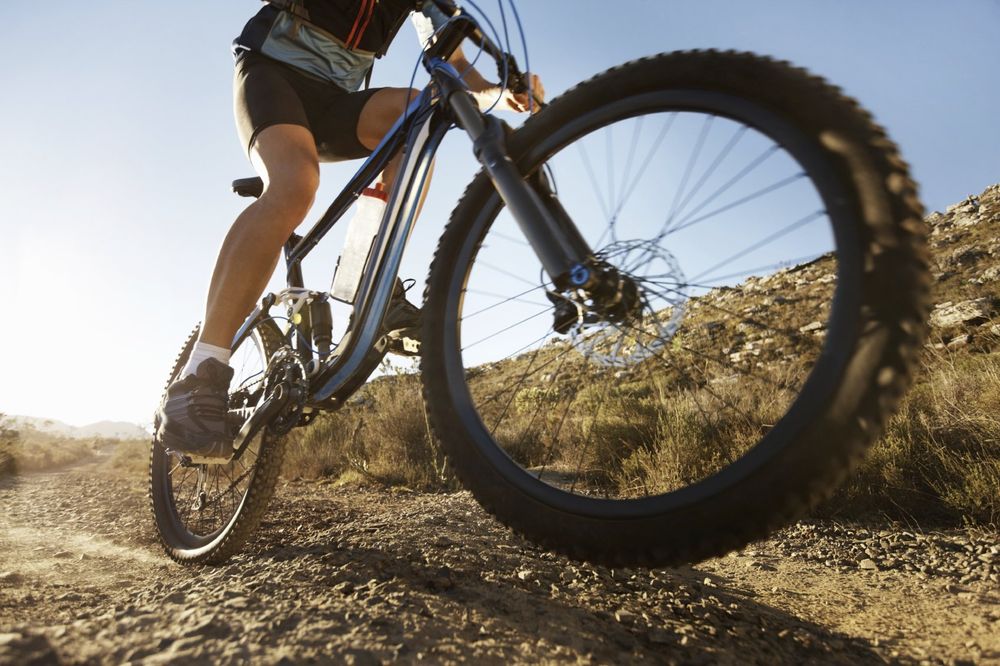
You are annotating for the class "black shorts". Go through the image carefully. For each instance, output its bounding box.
[233,51,382,162]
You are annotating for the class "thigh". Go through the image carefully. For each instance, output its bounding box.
[307,86,385,162]
[355,87,420,151]
[234,52,313,158]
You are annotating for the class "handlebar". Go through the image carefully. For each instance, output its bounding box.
[424,0,546,110]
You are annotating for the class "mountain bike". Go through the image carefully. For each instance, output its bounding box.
[149,0,929,566]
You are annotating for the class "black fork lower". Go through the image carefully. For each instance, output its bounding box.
[439,76,597,291]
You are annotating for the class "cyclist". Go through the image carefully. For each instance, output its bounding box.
[156,0,544,461]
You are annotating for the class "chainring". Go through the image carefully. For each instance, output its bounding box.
[263,347,309,435]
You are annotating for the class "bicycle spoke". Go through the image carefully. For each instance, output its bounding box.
[576,141,611,221]
[461,306,552,351]
[608,317,758,423]
[486,230,530,247]
[691,210,826,283]
[472,338,578,412]
[670,124,749,227]
[609,112,677,223]
[634,279,824,348]
[462,285,550,321]
[477,260,544,289]
[536,345,597,484]
[680,252,828,287]
[662,143,781,234]
[489,337,552,434]
[661,115,713,236]
[613,115,644,225]
[568,374,615,494]
[667,172,808,237]
[516,340,575,451]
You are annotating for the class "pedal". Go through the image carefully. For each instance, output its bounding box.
[186,450,234,465]
[164,446,233,466]
[386,331,421,357]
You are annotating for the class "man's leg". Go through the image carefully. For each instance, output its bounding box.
[199,124,320,349]
[354,88,430,353]
[356,88,425,196]
[157,124,319,458]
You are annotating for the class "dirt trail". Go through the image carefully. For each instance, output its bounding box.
[0,455,997,665]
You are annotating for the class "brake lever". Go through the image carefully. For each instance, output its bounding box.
[498,54,546,110]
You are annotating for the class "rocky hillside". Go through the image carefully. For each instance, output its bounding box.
[924,186,1000,346]
[656,183,1000,375]
[285,184,1000,524]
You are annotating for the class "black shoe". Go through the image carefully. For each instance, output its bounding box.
[383,279,422,356]
[156,357,235,463]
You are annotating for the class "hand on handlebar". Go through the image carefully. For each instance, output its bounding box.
[471,74,545,114]
[506,73,545,113]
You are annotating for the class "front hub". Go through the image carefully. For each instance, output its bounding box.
[548,242,690,368]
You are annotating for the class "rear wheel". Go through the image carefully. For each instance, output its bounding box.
[421,51,929,566]
[149,321,286,565]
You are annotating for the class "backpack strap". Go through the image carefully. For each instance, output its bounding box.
[265,0,311,21]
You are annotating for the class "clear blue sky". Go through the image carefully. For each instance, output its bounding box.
[0,0,997,427]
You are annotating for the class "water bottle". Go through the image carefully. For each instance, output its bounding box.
[331,184,388,303]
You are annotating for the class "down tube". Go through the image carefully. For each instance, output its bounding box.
[309,111,452,405]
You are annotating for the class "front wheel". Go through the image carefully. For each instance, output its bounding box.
[421,51,929,567]
[149,321,286,565]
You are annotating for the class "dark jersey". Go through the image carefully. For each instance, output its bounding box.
[297,0,421,55]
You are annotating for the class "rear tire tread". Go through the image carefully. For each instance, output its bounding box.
[148,323,287,566]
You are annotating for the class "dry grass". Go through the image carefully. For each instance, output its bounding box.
[0,414,150,478]
[0,424,104,476]
[107,439,153,477]
[0,415,17,476]
[282,372,455,491]
[829,349,1000,525]
[278,345,1000,527]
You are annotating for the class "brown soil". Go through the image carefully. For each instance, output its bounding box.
[0,455,997,665]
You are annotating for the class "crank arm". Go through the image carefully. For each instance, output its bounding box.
[231,386,290,459]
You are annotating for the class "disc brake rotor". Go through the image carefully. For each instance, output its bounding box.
[557,241,689,368]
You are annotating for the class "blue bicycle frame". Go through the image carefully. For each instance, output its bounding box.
[230,7,595,448]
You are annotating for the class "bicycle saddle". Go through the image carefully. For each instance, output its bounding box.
[232,177,264,198]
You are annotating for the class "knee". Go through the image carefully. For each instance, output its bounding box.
[260,164,319,220]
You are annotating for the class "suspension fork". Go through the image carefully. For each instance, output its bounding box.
[436,66,596,290]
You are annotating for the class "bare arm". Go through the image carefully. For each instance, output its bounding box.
[447,45,545,113]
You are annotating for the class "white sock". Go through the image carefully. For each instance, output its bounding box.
[181,341,231,377]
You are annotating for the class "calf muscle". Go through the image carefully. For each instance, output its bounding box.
[199,124,320,348]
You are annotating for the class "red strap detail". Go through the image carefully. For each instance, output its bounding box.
[345,0,372,48]
[352,0,379,49]
[361,186,388,202]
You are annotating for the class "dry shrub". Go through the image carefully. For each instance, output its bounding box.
[609,379,780,497]
[280,342,1000,527]
[830,350,1000,525]
[0,419,106,475]
[282,373,455,490]
[0,415,18,477]
[108,439,152,476]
